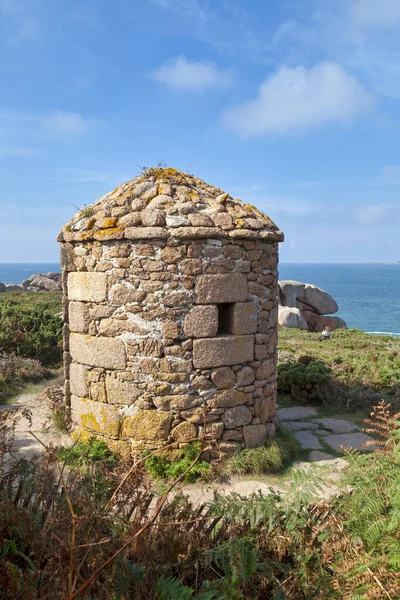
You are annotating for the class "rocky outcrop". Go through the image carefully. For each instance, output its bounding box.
[278,306,308,330]
[278,280,347,332]
[0,272,62,293]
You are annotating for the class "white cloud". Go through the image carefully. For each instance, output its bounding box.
[272,1,400,99]
[42,110,89,137]
[222,62,375,137]
[153,55,233,91]
[350,0,400,29]
[353,202,394,225]
[380,165,400,184]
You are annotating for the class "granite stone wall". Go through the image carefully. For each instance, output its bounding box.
[61,235,279,457]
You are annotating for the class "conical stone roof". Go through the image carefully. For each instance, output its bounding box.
[58,167,284,243]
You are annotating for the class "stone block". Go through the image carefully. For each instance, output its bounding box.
[171,421,197,442]
[222,429,243,441]
[207,389,246,408]
[153,395,203,411]
[68,272,107,302]
[222,405,252,429]
[160,246,185,263]
[70,333,127,369]
[121,410,172,441]
[141,208,166,227]
[193,335,254,368]
[105,376,141,405]
[194,274,248,304]
[125,227,169,240]
[138,339,163,357]
[110,285,146,305]
[70,362,88,397]
[90,381,106,403]
[198,421,224,439]
[184,305,218,338]
[219,302,257,335]
[236,365,256,386]
[256,359,276,380]
[243,424,267,448]
[68,301,90,333]
[253,398,274,423]
[60,243,76,272]
[71,395,121,438]
[211,367,235,389]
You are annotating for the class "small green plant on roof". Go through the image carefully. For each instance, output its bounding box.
[80,205,94,218]
[226,426,300,476]
[145,441,210,484]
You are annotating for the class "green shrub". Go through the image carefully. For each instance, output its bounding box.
[0,299,62,365]
[0,352,49,401]
[278,359,335,404]
[58,439,116,468]
[145,442,210,484]
[227,427,300,475]
[278,329,400,407]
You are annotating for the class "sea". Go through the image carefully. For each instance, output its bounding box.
[1,262,400,336]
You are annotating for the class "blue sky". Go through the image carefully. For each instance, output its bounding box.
[1,0,400,263]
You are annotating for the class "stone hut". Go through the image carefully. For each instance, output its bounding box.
[58,168,284,457]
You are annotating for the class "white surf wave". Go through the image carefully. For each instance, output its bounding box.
[367,331,400,337]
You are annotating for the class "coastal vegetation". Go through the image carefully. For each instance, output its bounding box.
[1,292,400,597]
[278,327,400,410]
[0,291,62,401]
[1,400,399,599]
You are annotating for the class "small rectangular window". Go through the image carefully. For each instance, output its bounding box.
[218,303,234,334]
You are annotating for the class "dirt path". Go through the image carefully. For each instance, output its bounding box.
[1,374,71,458]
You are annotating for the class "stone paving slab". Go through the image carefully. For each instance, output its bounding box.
[323,432,376,453]
[278,406,318,421]
[294,430,323,450]
[312,418,361,434]
[282,421,319,431]
[308,451,337,462]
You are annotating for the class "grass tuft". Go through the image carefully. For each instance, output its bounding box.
[227,427,300,476]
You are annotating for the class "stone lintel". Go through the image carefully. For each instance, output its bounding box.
[195,273,248,304]
[193,335,254,368]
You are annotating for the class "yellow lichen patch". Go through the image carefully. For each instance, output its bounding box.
[190,193,199,202]
[236,218,246,228]
[92,228,124,241]
[107,439,132,459]
[155,167,182,181]
[81,412,101,431]
[80,411,120,438]
[100,217,118,229]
